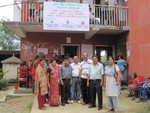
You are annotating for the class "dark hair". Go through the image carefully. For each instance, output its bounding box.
[107,56,115,61]
[118,55,124,59]
[39,58,45,62]
[64,56,69,61]
[41,54,46,59]
[34,55,39,60]
[50,59,57,63]
[147,77,150,80]
[133,73,137,78]
[92,55,98,59]
[47,67,52,73]
[20,61,26,66]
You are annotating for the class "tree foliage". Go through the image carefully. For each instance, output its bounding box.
[0,19,20,50]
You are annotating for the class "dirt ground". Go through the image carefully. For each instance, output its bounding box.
[0,86,34,113]
[0,87,150,113]
[0,96,34,113]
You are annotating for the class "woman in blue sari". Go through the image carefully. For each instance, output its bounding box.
[117,55,127,84]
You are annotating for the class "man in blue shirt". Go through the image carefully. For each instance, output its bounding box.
[87,55,104,110]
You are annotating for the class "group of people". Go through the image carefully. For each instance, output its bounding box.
[20,52,122,113]
[127,74,150,102]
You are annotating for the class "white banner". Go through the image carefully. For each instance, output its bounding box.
[43,2,89,31]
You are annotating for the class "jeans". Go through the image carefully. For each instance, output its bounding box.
[70,77,80,100]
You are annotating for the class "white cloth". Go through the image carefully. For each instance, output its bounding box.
[70,63,81,77]
[82,0,92,4]
[80,59,92,79]
[105,65,120,96]
[107,0,117,6]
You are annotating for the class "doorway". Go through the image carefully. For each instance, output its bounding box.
[61,44,80,58]
[95,46,113,65]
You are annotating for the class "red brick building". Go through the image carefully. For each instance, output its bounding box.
[4,0,150,78]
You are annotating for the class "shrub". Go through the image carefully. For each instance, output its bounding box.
[0,79,8,91]
[0,68,8,79]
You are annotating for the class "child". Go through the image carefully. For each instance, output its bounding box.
[127,73,137,96]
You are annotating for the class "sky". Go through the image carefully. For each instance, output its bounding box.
[0,0,14,21]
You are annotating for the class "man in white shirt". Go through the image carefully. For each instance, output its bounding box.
[70,56,81,104]
[80,52,92,105]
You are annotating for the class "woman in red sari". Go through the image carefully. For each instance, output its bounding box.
[49,59,60,106]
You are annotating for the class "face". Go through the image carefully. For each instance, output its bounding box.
[73,56,79,63]
[92,57,98,64]
[40,60,46,66]
[83,53,88,61]
[51,60,56,67]
[64,59,70,65]
[147,78,150,83]
[108,57,114,65]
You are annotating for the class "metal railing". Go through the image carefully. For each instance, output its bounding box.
[89,4,128,26]
[21,2,128,26]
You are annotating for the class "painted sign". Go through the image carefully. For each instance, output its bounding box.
[43,2,89,31]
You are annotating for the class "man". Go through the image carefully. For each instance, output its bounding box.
[60,57,72,106]
[106,0,117,25]
[70,56,81,104]
[87,56,104,110]
[80,52,92,105]
[100,0,108,25]
[34,58,48,110]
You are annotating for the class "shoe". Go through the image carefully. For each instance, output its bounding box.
[65,101,70,104]
[136,98,141,103]
[98,107,102,110]
[82,102,87,105]
[62,103,65,106]
[131,97,135,100]
[77,100,81,104]
[108,108,114,112]
[70,100,74,104]
[88,104,96,108]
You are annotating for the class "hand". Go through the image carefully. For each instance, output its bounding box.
[70,80,72,85]
[87,81,89,87]
[61,80,64,86]
[103,82,106,87]
[79,77,81,82]
[48,83,50,88]
[116,81,120,85]
[34,91,37,96]
[57,79,60,84]
[100,82,103,86]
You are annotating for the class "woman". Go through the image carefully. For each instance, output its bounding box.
[49,59,60,106]
[117,55,127,84]
[104,56,121,113]
[34,58,48,110]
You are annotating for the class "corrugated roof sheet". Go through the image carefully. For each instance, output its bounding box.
[1,55,20,64]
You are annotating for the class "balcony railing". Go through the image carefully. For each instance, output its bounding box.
[21,2,128,26]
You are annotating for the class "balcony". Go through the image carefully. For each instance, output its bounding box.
[4,2,130,39]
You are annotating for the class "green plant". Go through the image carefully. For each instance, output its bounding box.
[0,79,8,90]
[0,68,8,79]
